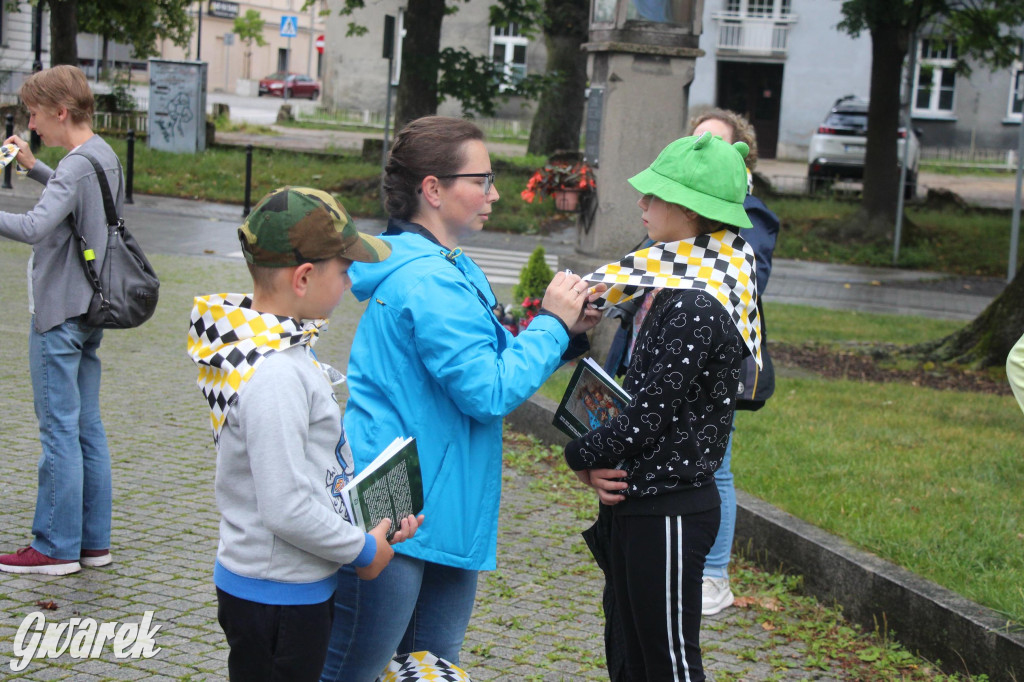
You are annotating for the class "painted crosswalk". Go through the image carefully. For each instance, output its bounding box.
[461,246,559,286]
[224,245,559,287]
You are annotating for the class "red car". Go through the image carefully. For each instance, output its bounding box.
[257,72,320,100]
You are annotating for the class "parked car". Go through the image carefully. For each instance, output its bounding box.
[257,72,320,100]
[807,96,921,199]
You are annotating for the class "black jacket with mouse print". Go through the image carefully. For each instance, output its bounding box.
[565,288,744,517]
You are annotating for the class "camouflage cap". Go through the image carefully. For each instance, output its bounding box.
[238,187,391,267]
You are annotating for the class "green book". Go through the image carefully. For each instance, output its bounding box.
[341,437,423,541]
[552,357,632,440]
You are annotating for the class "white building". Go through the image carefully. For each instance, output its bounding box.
[322,0,544,119]
[156,1,328,95]
[688,0,1022,159]
[0,1,50,95]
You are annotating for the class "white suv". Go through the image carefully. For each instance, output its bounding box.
[807,96,921,199]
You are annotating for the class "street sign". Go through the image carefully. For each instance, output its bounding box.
[315,34,325,54]
[280,15,298,38]
[223,32,235,46]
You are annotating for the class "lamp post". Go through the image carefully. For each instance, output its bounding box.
[1010,36,1024,283]
[30,1,44,152]
[893,29,918,266]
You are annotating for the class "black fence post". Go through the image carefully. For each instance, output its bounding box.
[242,144,254,217]
[125,129,135,204]
[3,114,14,189]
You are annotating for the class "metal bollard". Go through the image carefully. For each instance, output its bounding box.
[3,114,13,189]
[125,130,135,204]
[242,144,254,217]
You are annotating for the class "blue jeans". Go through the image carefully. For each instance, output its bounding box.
[704,423,736,579]
[320,554,478,682]
[29,317,112,560]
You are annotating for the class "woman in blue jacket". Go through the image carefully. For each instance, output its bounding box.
[321,116,602,680]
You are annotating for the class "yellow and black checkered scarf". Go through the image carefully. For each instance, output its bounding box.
[586,229,761,368]
[186,293,328,443]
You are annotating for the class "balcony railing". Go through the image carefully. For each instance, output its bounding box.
[711,11,797,57]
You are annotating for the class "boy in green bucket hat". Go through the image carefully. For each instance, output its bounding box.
[565,132,762,682]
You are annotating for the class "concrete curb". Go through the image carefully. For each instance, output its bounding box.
[507,394,1024,682]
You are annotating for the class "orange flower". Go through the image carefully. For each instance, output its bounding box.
[520,162,596,203]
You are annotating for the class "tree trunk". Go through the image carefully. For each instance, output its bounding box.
[526,0,589,156]
[914,267,1024,369]
[48,0,79,67]
[858,20,907,241]
[394,0,446,131]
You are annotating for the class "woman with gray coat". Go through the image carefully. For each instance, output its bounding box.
[0,65,123,575]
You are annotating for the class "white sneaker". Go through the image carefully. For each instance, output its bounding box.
[702,576,734,615]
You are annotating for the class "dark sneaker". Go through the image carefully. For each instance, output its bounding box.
[80,549,113,568]
[0,547,81,575]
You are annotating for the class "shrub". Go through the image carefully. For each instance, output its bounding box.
[513,245,553,303]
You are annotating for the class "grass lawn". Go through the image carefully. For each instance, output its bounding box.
[538,302,1024,627]
[768,197,1024,277]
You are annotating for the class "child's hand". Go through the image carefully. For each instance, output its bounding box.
[575,468,628,505]
[355,519,395,580]
[569,283,607,336]
[389,514,424,544]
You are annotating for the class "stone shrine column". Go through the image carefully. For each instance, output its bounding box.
[570,0,705,264]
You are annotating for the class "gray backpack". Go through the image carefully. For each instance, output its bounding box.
[69,152,160,329]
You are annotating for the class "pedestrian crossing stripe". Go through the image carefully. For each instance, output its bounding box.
[223,245,559,286]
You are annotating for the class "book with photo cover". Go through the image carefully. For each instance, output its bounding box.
[342,436,423,541]
[552,357,632,440]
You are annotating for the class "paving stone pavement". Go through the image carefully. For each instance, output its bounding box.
[0,237,865,680]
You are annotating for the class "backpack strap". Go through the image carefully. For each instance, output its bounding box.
[66,150,124,297]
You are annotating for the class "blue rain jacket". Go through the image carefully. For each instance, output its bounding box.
[344,219,571,570]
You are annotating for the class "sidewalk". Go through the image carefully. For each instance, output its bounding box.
[0,236,859,681]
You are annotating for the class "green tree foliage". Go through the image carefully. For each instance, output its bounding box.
[837,1,1024,369]
[320,0,555,126]
[836,0,1024,240]
[513,245,554,303]
[76,0,193,60]
[492,0,589,155]
[234,9,268,80]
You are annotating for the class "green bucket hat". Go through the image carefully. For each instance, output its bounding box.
[238,186,391,267]
[628,132,753,229]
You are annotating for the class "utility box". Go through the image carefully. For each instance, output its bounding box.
[148,59,208,153]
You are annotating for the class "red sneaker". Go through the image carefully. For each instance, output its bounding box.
[80,549,113,568]
[0,547,81,575]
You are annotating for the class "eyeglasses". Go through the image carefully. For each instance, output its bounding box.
[435,172,496,195]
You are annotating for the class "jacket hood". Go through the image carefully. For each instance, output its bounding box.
[186,292,327,442]
[349,226,487,304]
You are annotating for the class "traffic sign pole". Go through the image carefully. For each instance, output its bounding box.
[285,36,291,101]
[280,16,299,102]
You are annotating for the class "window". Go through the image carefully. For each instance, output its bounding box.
[491,23,528,91]
[913,39,957,116]
[724,0,789,17]
[1008,63,1023,119]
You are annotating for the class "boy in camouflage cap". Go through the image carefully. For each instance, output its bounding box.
[186,187,422,681]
